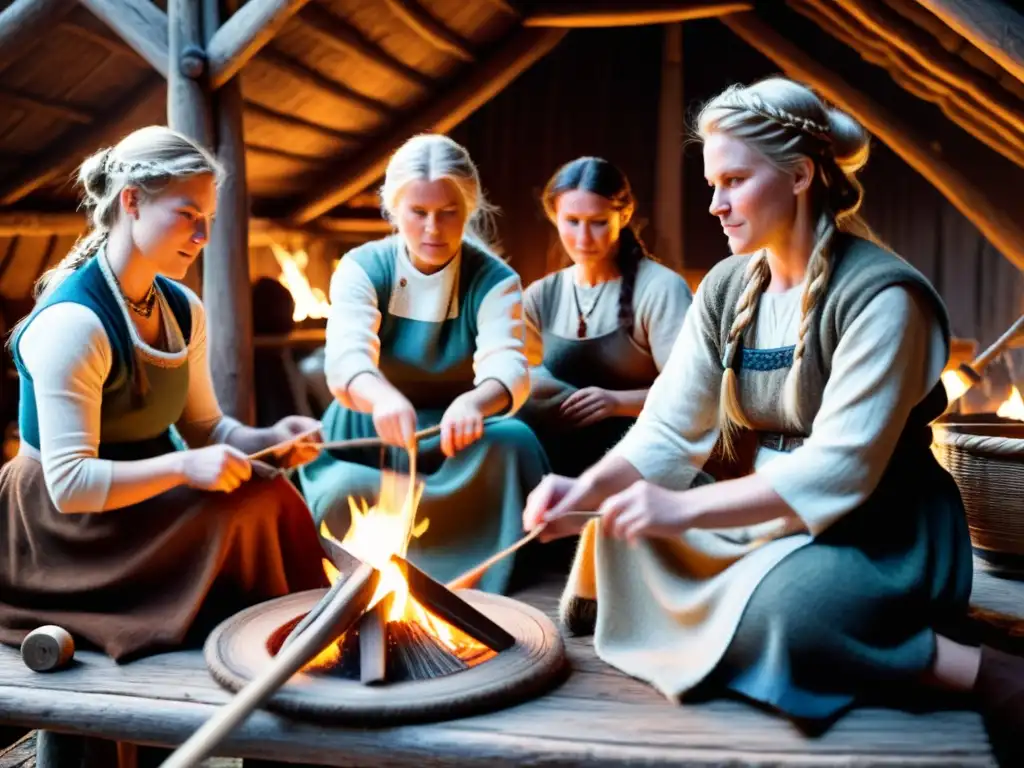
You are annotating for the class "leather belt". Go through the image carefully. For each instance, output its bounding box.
[758,431,806,452]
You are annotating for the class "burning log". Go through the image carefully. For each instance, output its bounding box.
[359,593,391,685]
[392,555,516,652]
[387,621,468,682]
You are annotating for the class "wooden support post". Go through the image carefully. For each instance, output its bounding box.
[915,0,1024,86]
[204,0,256,424]
[523,0,752,27]
[78,0,169,77]
[288,27,566,223]
[207,0,314,90]
[721,12,1024,272]
[168,0,211,148]
[654,23,685,273]
[0,0,78,74]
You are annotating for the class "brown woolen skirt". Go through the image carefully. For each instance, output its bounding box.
[0,456,328,661]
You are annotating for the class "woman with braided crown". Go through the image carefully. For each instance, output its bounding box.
[522,77,1023,753]
[0,126,328,661]
[520,157,693,479]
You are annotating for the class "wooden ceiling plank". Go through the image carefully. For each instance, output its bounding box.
[914,0,1024,86]
[207,0,314,89]
[0,0,78,74]
[383,0,475,62]
[523,1,753,27]
[78,0,169,78]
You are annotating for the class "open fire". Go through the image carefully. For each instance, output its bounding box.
[278,467,505,684]
[997,386,1024,421]
[271,242,331,322]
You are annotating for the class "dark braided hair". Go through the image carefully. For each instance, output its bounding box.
[541,157,655,334]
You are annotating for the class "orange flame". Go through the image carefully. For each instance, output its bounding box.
[997,386,1024,421]
[271,242,330,322]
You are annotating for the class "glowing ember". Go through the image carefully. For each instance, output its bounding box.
[271,242,331,322]
[997,386,1024,421]
[941,369,970,403]
[306,467,490,671]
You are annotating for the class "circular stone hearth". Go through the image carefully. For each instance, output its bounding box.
[204,589,567,724]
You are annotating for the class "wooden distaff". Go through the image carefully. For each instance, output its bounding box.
[161,563,379,768]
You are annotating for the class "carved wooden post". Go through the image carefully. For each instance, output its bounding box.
[653,22,684,273]
[203,0,255,424]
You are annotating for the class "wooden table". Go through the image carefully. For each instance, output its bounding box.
[0,574,1014,767]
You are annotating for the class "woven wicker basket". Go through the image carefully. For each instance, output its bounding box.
[932,416,1024,575]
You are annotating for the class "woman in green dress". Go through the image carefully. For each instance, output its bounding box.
[299,134,548,593]
[523,78,1023,762]
[521,157,693,479]
[0,126,327,662]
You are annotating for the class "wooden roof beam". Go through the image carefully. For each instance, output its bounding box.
[914,0,1024,86]
[0,78,166,206]
[207,0,314,89]
[0,0,78,73]
[840,0,1024,135]
[260,49,394,119]
[0,212,87,237]
[286,27,566,223]
[524,0,752,27]
[294,4,433,90]
[383,0,475,62]
[790,0,1024,168]
[721,11,1024,272]
[78,0,169,78]
[243,101,366,143]
[0,88,94,124]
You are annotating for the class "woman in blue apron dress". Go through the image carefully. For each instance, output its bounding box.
[522,78,1024,763]
[299,134,548,594]
[521,157,693,479]
[0,127,327,663]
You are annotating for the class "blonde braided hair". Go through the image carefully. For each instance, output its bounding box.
[697,77,873,458]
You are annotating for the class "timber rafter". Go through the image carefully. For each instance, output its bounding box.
[523,0,752,28]
[915,0,1024,87]
[722,10,1024,272]
[383,0,475,62]
[207,0,313,89]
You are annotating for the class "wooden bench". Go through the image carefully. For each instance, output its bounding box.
[0,568,1018,767]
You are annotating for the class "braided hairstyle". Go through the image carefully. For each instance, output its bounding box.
[696,77,873,458]
[32,126,222,302]
[541,157,655,335]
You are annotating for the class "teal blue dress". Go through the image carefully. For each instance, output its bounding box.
[0,255,327,661]
[299,237,549,593]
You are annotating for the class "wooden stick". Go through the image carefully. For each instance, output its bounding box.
[972,313,1024,371]
[79,0,169,78]
[161,562,378,768]
[246,425,322,461]
[207,0,314,89]
[446,513,599,591]
[359,594,391,685]
[721,11,1024,272]
[393,555,516,651]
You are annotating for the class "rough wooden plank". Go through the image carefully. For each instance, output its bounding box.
[207,0,314,89]
[78,0,169,78]
[721,11,1024,272]
[260,49,394,118]
[382,0,475,62]
[0,731,34,768]
[0,88,93,125]
[287,26,566,222]
[0,0,78,75]
[524,0,752,27]
[915,0,1024,86]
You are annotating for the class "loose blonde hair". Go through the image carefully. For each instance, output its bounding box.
[380,133,499,252]
[35,125,222,301]
[696,77,873,458]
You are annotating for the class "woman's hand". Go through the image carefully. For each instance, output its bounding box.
[598,480,692,542]
[372,389,418,450]
[181,444,252,492]
[559,387,620,426]
[523,473,601,542]
[268,415,322,468]
[439,394,485,458]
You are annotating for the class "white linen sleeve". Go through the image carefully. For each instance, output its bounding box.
[18,303,114,513]
[636,272,694,371]
[758,286,946,536]
[174,287,241,446]
[608,281,723,490]
[323,255,382,409]
[473,273,530,414]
